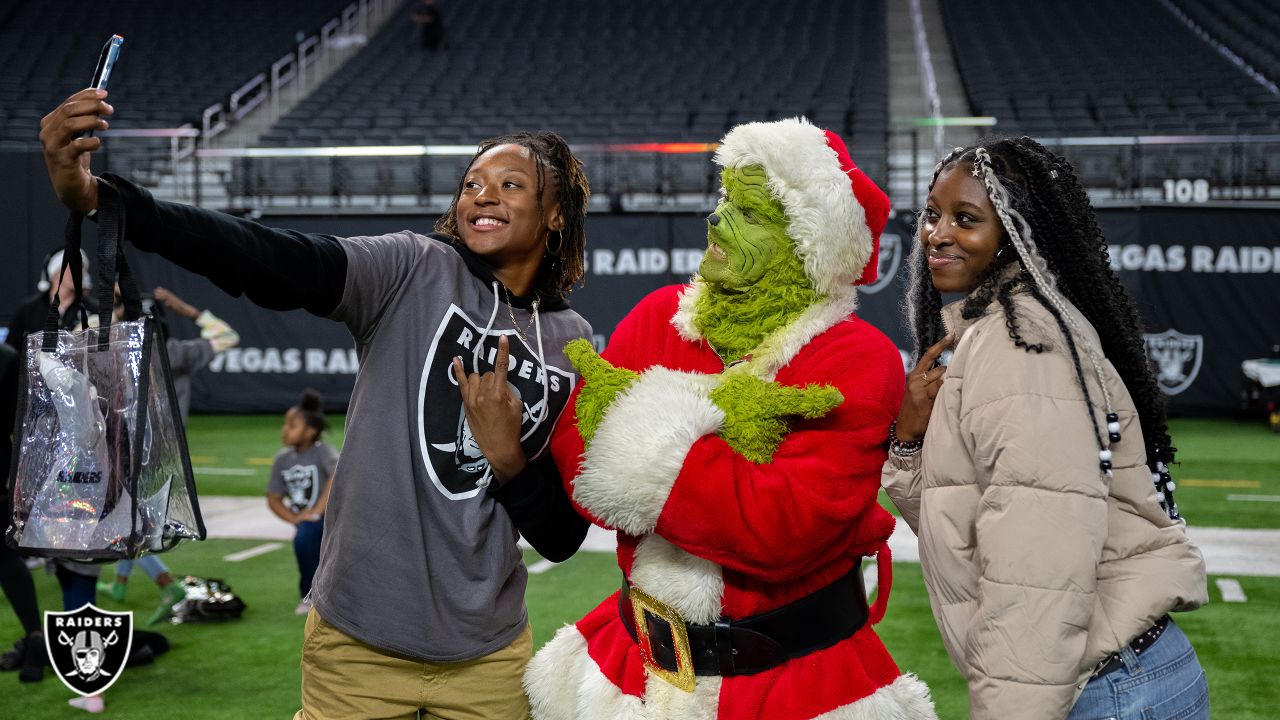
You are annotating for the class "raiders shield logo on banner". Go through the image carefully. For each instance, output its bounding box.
[45,604,133,696]
[417,305,574,500]
[860,233,902,295]
[1144,329,1204,396]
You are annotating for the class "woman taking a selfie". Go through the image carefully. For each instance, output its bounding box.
[40,87,592,720]
[882,137,1209,720]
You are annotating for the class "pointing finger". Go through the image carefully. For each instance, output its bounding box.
[452,356,470,400]
[494,335,510,385]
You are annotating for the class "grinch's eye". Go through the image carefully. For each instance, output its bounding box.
[742,208,755,223]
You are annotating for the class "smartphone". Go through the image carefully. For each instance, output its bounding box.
[91,35,124,91]
[84,34,124,138]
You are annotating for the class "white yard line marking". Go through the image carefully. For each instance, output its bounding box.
[224,542,284,562]
[1226,494,1280,503]
[194,467,258,476]
[863,562,879,599]
[1215,578,1248,603]
[1186,527,1280,578]
[527,559,557,575]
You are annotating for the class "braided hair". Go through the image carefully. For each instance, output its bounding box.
[435,131,591,297]
[908,136,1181,520]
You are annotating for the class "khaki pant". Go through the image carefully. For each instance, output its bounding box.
[294,610,533,720]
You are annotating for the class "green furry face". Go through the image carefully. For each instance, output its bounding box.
[700,165,793,292]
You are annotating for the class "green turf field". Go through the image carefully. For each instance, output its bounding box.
[0,415,1275,717]
[182,415,1280,529]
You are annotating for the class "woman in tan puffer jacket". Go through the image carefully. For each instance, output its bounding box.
[881,137,1208,720]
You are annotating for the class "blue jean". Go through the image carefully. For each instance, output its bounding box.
[1068,619,1208,720]
[294,519,324,600]
[55,566,97,611]
[115,554,168,581]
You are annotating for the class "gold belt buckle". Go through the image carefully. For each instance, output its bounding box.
[629,585,697,692]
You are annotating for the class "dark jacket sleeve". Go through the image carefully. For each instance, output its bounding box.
[490,454,589,563]
[99,173,348,317]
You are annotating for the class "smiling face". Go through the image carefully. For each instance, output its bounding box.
[455,143,563,274]
[700,165,793,292]
[920,164,1005,293]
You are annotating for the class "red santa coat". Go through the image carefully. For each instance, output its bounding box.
[526,284,937,720]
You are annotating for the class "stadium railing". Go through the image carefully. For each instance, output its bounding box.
[200,0,400,147]
[85,130,1280,213]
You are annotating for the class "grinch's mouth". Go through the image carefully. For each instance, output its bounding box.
[707,242,727,260]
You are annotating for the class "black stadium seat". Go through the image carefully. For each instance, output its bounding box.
[0,0,354,147]
[938,0,1278,138]
[260,0,890,185]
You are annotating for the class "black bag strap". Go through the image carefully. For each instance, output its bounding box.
[41,215,90,352]
[41,180,139,353]
[93,180,140,350]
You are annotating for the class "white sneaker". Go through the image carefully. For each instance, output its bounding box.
[294,600,313,616]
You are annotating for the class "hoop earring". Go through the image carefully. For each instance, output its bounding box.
[546,230,564,255]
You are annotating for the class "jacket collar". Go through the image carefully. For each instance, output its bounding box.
[940,263,1027,341]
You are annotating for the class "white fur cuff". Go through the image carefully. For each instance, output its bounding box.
[573,368,724,536]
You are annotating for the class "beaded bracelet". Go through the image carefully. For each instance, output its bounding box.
[888,420,923,457]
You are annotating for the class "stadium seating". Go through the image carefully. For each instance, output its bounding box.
[937,0,1280,138]
[0,0,354,147]
[1174,0,1280,94]
[257,0,890,189]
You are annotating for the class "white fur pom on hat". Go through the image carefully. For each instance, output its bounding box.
[713,117,890,297]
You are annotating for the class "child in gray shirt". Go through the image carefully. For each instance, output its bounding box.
[267,389,339,616]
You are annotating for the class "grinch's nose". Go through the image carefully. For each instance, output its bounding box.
[708,213,721,226]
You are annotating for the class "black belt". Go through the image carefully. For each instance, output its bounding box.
[1094,615,1172,678]
[619,562,868,689]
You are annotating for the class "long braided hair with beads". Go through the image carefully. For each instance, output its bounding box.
[908,136,1181,520]
[435,131,591,297]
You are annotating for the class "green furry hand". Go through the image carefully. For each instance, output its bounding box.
[565,339,639,447]
[709,373,843,463]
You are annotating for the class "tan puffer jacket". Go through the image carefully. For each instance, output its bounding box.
[882,289,1207,720]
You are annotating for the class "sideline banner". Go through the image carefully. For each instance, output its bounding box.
[1099,206,1279,414]
[92,208,1280,415]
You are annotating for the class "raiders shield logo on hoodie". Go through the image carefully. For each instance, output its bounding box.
[45,604,133,696]
[417,304,575,500]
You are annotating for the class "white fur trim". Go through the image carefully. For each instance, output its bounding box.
[641,670,723,720]
[574,369,723,536]
[715,118,873,296]
[526,625,936,720]
[811,674,939,720]
[525,621,724,720]
[630,535,725,625]
[671,280,858,381]
[525,625,647,720]
[671,280,705,343]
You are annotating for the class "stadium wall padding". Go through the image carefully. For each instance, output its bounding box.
[2,152,1275,415]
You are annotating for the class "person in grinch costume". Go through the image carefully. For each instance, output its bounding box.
[526,118,938,719]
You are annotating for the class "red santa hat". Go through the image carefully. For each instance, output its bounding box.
[713,118,890,296]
